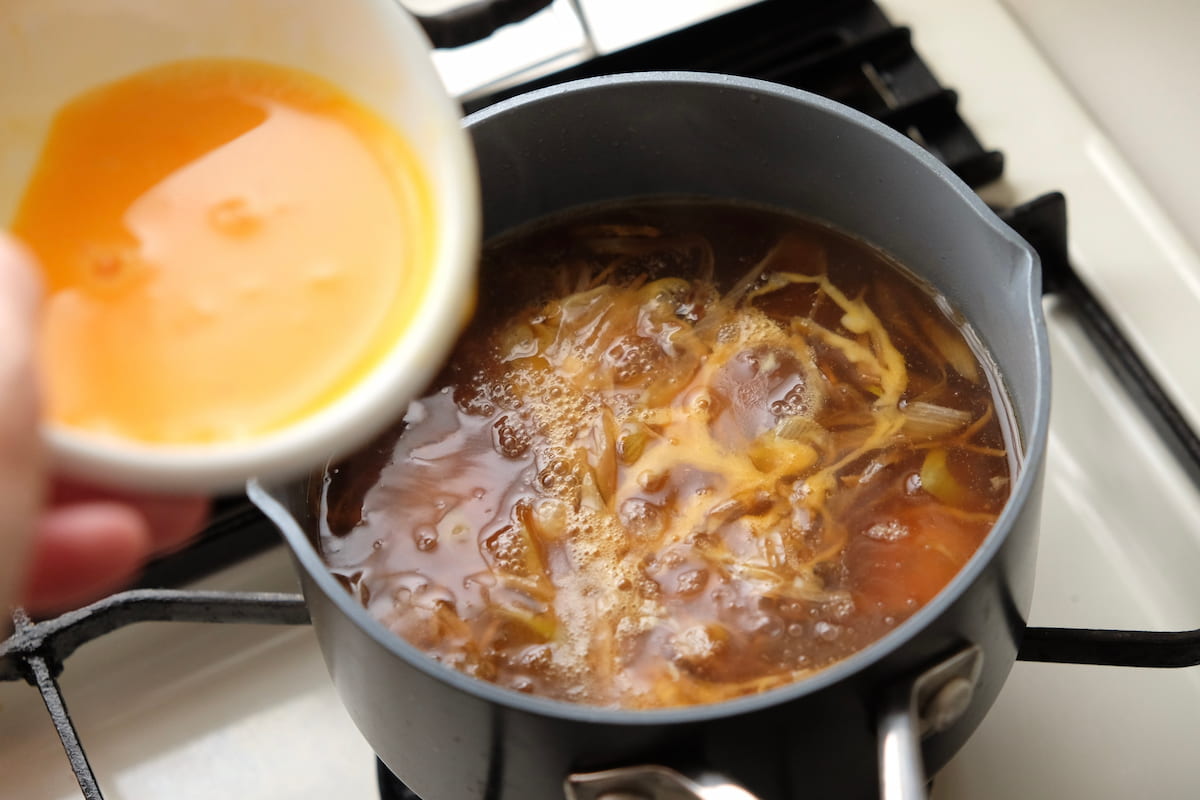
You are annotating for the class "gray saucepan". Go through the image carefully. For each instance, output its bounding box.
[248,72,1051,800]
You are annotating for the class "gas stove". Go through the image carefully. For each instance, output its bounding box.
[4,0,1200,798]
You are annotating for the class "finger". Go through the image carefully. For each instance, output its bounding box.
[21,502,151,615]
[49,480,210,554]
[0,234,46,620]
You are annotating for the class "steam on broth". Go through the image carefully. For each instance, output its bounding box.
[319,199,1017,709]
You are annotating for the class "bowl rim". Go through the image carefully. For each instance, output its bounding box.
[253,70,1052,726]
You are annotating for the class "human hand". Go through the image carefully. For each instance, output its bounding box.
[0,234,208,619]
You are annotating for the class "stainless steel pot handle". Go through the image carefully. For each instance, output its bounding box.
[877,644,983,800]
[565,765,761,800]
[565,644,983,800]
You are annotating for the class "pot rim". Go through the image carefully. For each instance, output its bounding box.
[252,71,1052,727]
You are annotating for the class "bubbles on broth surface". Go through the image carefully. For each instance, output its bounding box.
[318,199,1018,709]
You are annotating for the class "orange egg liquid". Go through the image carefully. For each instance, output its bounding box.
[11,58,435,444]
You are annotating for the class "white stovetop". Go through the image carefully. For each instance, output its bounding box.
[4,0,1200,797]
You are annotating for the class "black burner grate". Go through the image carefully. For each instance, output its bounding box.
[1,592,309,800]
[462,0,1004,187]
[5,1,1200,799]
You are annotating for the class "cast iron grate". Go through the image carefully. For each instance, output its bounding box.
[461,0,1004,188]
[5,1,1200,799]
[1,593,311,800]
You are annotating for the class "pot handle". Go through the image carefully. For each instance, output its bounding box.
[876,643,983,800]
[565,644,984,800]
[565,765,761,800]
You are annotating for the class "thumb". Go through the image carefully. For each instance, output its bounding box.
[0,233,46,624]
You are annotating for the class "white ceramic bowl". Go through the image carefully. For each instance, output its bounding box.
[0,0,480,493]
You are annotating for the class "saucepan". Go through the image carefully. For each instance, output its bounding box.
[249,73,1050,800]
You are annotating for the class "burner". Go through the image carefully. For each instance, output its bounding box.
[378,758,424,800]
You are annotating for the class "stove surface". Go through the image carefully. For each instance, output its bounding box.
[4,0,1200,798]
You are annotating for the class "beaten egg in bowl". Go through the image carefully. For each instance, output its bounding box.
[0,0,479,491]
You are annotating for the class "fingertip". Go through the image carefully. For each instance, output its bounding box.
[128,493,210,554]
[49,480,210,555]
[22,502,152,615]
[0,232,44,312]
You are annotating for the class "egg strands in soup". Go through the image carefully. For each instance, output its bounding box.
[320,200,1017,709]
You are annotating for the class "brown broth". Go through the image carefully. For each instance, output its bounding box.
[318,199,1018,709]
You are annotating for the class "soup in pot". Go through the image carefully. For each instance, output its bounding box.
[318,199,1017,709]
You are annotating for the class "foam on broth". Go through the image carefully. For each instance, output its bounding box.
[319,199,1018,709]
